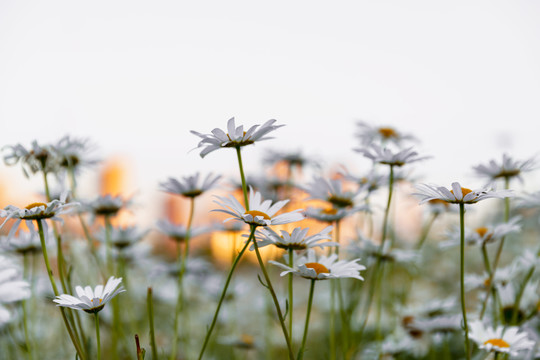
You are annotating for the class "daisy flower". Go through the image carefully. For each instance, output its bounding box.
[469,320,534,356]
[191,117,284,158]
[262,149,319,171]
[440,217,521,248]
[414,182,513,204]
[270,249,365,281]
[340,167,387,195]
[159,172,221,198]
[156,219,211,243]
[355,143,428,167]
[54,135,99,172]
[1,230,43,255]
[302,175,361,208]
[95,225,149,250]
[3,140,59,177]
[53,276,125,314]
[86,194,126,217]
[252,226,337,250]
[0,193,78,238]
[0,257,31,304]
[355,121,416,147]
[473,154,536,183]
[212,187,304,227]
[305,206,365,223]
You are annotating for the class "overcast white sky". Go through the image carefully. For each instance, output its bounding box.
[1,0,540,209]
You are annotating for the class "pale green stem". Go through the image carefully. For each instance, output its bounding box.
[510,266,534,325]
[297,280,315,360]
[37,220,86,360]
[22,253,33,360]
[170,197,195,360]
[288,248,294,345]
[491,177,511,275]
[235,147,249,209]
[479,243,501,322]
[416,212,439,250]
[95,313,101,360]
[198,229,254,360]
[329,280,336,360]
[459,203,471,360]
[104,215,114,275]
[252,233,295,360]
[148,288,158,360]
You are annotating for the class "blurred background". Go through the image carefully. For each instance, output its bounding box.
[1,0,540,226]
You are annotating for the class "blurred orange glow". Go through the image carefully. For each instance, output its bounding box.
[100,157,134,227]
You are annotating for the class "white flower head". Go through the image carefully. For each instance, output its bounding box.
[252,226,337,250]
[414,182,513,205]
[0,258,31,304]
[469,320,535,356]
[355,144,428,167]
[156,219,211,243]
[1,230,43,255]
[53,276,125,314]
[440,217,522,248]
[54,135,99,172]
[355,121,417,147]
[0,193,78,238]
[86,194,127,217]
[270,249,365,281]
[473,153,537,183]
[159,172,221,198]
[191,117,284,158]
[305,206,367,223]
[3,140,59,177]
[96,225,149,249]
[212,187,304,227]
[302,176,361,209]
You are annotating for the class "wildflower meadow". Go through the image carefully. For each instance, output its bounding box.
[1,119,539,360]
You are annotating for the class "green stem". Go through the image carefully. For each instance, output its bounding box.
[329,279,336,360]
[95,313,101,360]
[170,198,196,360]
[416,212,439,250]
[148,288,158,360]
[297,280,316,360]
[510,266,534,325]
[252,232,295,360]
[235,147,249,209]
[22,253,33,360]
[288,248,294,345]
[459,203,471,360]
[198,229,254,360]
[37,221,86,360]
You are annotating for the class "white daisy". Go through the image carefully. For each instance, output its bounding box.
[95,225,149,249]
[3,140,59,177]
[0,257,31,304]
[262,149,319,171]
[191,117,284,158]
[355,120,417,147]
[498,281,539,324]
[159,172,221,198]
[270,249,365,281]
[156,219,211,243]
[440,217,521,248]
[86,194,126,217]
[1,230,43,255]
[469,320,534,356]
[54,135,99,172]
[355,143,428,167]
[0,193,78,238]
[302,175,361,208]
[473,154,536,183]
[340,167,387,195]
[414,182,513,204]
[304,206,364,223]
[252,226,337,250]
[212,187,304,227]
[53,276,125,314]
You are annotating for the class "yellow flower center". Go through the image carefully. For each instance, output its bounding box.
[450,187,473,197]
[378,127,397,138]
[25,202,47,210]
[484,338,510,348]
[321,207,338,215]
[245,210,271,220]
[475,227,489,237]
[305,262,330,275]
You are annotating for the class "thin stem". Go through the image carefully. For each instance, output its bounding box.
[148,288,158,360]
[135,335,144,360]
[252,233,295,360]
[170,198,196,360]
[235,147,249,210]
[510,266,534,325]
[198,229,254,360]
[298,280,316,360]
[459,203,471,360]
[22,253,33,360]
[416,212,439,250]
[329,279,336,360]
[288,248,294,345]
[95,313,101,360]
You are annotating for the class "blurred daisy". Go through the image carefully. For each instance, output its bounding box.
[191,117,284,157]
[86,194,126,217]
[159,172,221,198]
[252,226,337,250]
[263,149,319,171]
[498,281,539,325]
[440,217,521,248]
[212,187,304,227]
[348,234,419,265]
[0,194,78,238]
[469,320,534,356]
[340,168,386,195]
[473,154,536,183]
[355,144,427,167]
[95,225,149,250]
[3,140,59,177]
[156,219,211,243]
[1,230,43,255]
[355,121,416,146]
[414,182,513,204]
[0,259,31,304]
[54,135,99,172]
[270,249,365,280]
[305,206,365,223]
[302,175,361,208]
[53,276,125,314]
